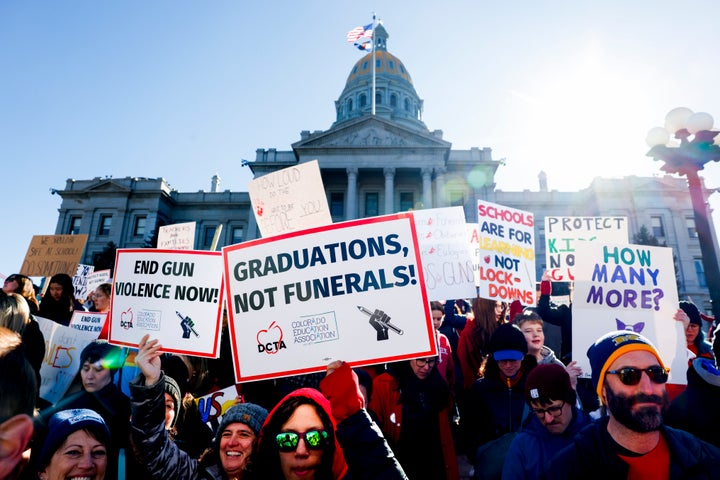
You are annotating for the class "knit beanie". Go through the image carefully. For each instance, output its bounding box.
[586,330,667,401]
[525,363,576,405]
[164,374,182,429]
[38,409,110,468]
[679,301,702,326]
[490,323,528,361]
[508,300,524,323]
[214,403,269,446]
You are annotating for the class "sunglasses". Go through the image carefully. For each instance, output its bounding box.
[275,429,329,452]
[606,366,669,386]
[531,401,565,418]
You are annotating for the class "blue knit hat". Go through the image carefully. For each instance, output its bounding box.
[214,403,269,445]
[38,409,110,468]
[587,330,667,402]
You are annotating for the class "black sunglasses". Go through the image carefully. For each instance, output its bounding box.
[606,366,669,386]
[275,429,329,452]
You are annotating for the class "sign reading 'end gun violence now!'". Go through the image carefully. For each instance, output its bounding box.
[222,214,436,383]
[476,201,535,304]
[109,249,225,358]
[20,234,88,277]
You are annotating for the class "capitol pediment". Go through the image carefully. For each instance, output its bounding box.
[292,116,450,150]
[84,179,132,193]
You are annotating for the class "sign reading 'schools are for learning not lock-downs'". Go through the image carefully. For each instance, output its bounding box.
[222,213,436,383]
[109,249,225,358]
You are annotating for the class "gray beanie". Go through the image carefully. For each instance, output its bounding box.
[214,403,269,445]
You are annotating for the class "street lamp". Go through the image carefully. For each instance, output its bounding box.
[646,107,720,322]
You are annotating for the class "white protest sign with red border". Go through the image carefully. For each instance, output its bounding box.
[413,207,477,301]
[476,200,536,304]
[572,242,684,383]
[109,249,224,358]
[222,213,435,383]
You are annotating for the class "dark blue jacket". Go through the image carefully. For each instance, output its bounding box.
[543,416,720,479]
[501,407,590,479]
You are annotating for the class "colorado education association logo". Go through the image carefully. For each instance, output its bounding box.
[256,321,287,354]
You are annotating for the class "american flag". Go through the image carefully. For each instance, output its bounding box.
[346,23,373,43]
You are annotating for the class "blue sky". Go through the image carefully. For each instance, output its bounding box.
[2,1,720,277]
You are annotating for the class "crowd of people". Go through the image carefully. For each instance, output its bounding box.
[1,270,720,479]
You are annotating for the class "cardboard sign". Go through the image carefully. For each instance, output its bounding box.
[109,249,224,358]
[248,160,332,238]
[37,316,99,403]
[73,264,95,301]
[476,201,536,304]
[545,216,628,282]
[158,222,197,250]
[86,269,112,294]
[20,234,88,277]
[195,385,243,429]
[413,207,477,300]
[466,223,482,287]
[69,311,107,336]
[222,214,435,382]
[572,242,684,383]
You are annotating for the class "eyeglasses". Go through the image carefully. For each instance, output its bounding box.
[532,402,565,418]
[606,366,669,386]
[275,430,329,452]
[415,358,437,368]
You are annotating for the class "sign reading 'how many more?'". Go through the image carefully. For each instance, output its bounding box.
[572,242,684,384]
[109,249,225,358]
[223,214,436,383]
[476,201,536,304]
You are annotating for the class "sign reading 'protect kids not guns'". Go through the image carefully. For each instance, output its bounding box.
[222,214,436,383]
[545,216,628,282]
[476,200,536,304]
[109,249,225,358]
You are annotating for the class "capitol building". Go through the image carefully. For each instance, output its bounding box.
[53,23,719,314]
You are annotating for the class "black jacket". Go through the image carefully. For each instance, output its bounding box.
[543,416,720,479]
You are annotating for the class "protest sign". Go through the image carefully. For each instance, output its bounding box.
[572,242,684,383]
[195,385,243,429]
[545,216,628,282]
[73,263,95,301]
[476,201,535,304]
[248,160,332,238]
[412,207,476,300]
[86,269,112,293]
[109,249,224,358]
[37,316,99,403]
[467,223,481,287]
[222,213,435,382]
[69,311,107,336]
[158,222,196,250]
[20,234,88,277]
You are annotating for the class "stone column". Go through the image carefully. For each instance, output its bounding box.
[421,167,433,209]
[435,166,446,208]
[346,167,358,220]
[384,167,395,214]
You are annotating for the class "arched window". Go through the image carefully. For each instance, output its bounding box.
[360,94,367,107]
[390,94,397,107]
[376,92,382,105]
[389,60,395,70]
[347,99,353,112]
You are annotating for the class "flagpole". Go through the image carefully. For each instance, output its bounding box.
[371,13,376,116]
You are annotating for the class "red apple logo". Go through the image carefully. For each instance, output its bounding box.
[256,321,286,354]
[120,308,133,330]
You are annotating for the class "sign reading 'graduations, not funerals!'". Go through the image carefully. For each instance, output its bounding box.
[222,214,436,383]
[109,249,225,358]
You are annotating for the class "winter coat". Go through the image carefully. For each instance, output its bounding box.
[536,280,572,362]
[129,373,221,480]
[370,369,459,480]
[501,407,590,480]
[542,416,720,479]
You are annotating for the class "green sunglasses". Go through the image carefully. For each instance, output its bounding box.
[275,429,329,452]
